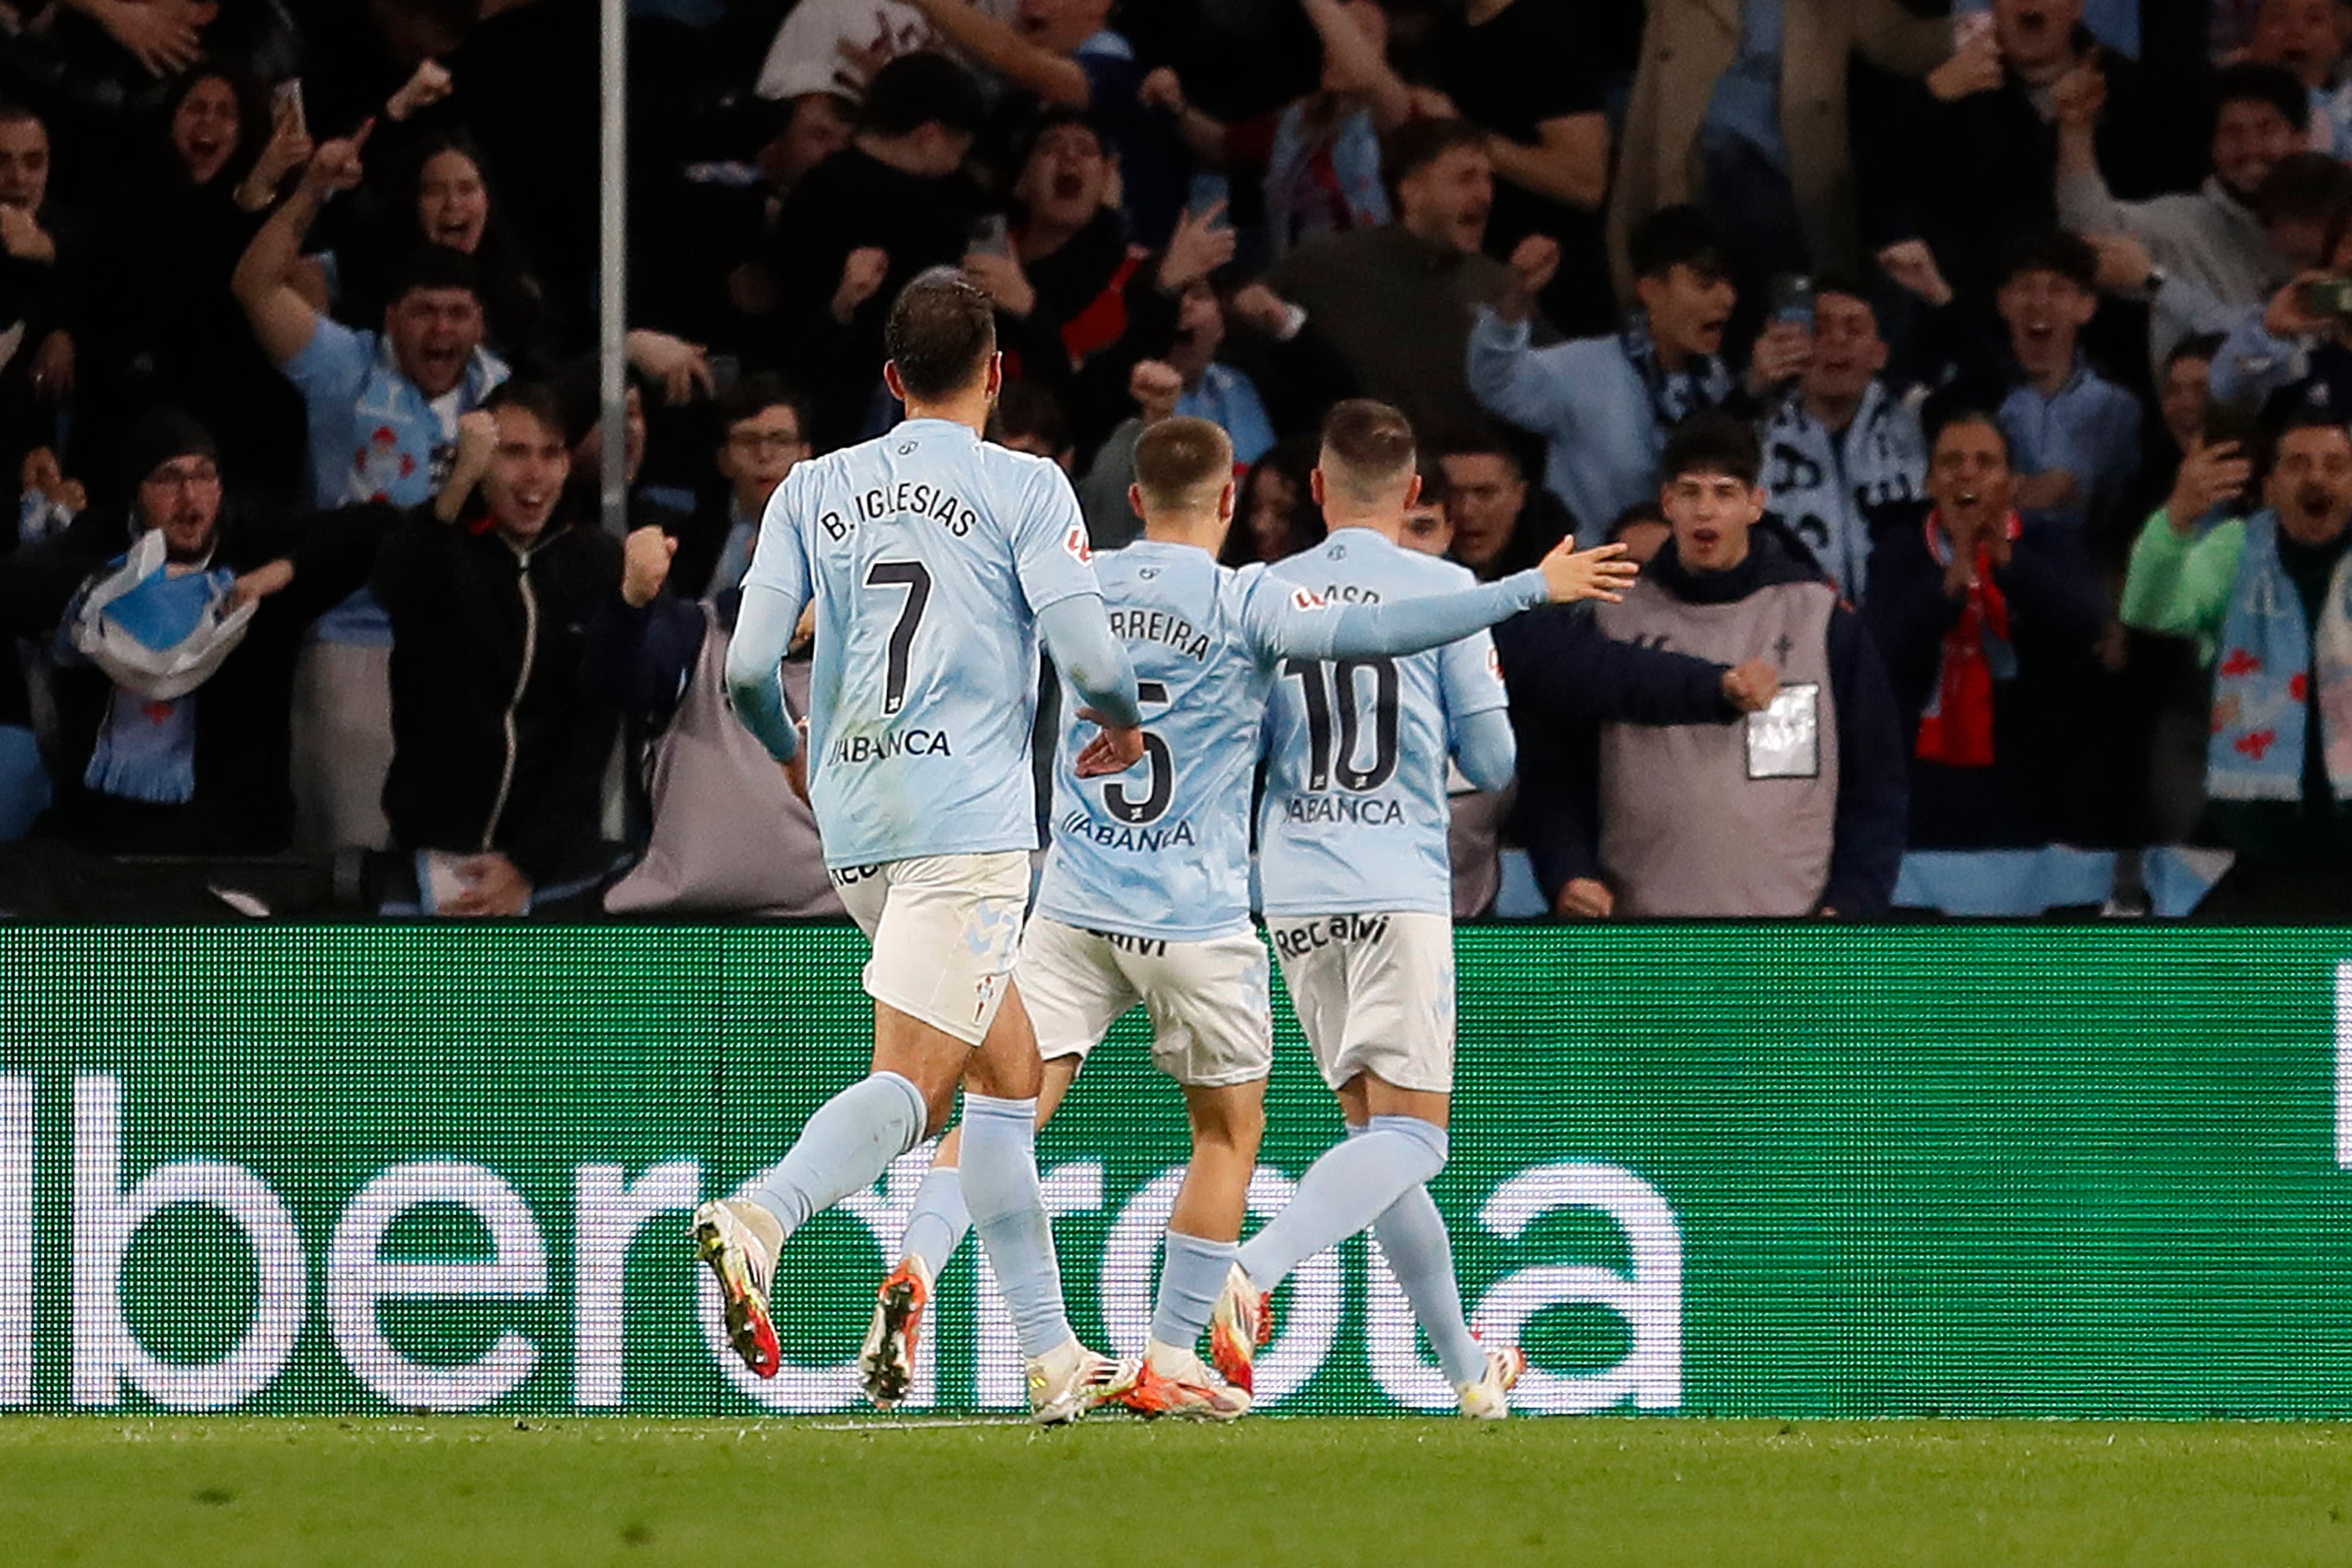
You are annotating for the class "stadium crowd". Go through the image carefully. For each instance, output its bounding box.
[1,0,2350,921]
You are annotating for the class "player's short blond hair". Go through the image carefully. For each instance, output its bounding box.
[1133,417,1234,511]
[1318,399,1417,505]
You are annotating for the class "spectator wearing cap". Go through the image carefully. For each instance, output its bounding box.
[758,51,988,448]
[2056,63,2307,376]
[1431,426,1573,583]
[1756,281,1929,601]
[1255,119,1518,440]
[1467,205,1741,546]
[2119,407,2352,918]
[0,410,391,854]
[1864,410,2106,856]
[372,380,622,917]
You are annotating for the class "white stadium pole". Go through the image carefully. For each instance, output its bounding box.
[598,0,628,537]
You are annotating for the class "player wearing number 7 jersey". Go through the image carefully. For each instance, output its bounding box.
[859,414,1643,1419]
[694,271,1148,1425]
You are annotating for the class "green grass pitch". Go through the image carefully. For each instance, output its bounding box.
[7,1417,2352,1566]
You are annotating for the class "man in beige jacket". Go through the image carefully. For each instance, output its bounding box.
[1608,0,1948,296]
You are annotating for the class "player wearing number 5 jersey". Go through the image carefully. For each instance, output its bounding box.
[1211,400,1576,1418]
[861,416,1641,1419]
[693,271,1148,1425]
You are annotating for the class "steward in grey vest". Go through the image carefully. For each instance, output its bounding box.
[1591,522,1908,917]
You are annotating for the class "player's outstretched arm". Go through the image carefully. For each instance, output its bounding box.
[1038,595,1145,775]
[724,579,807,763]
[1256,542,1635,663]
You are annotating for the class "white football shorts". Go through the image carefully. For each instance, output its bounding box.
[830,851,1031,1046]
[1016,916,1274,1089]
[1265,911,1456,1094]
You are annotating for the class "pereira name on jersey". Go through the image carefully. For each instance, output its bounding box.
[1259,529,1507,918]
[1035,540,1343,945]
[743,418,1100,868]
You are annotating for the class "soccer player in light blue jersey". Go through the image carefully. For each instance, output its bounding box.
[690,272,1150,1425]
[859,416,1637,1418]
[1209,399,1573,1418]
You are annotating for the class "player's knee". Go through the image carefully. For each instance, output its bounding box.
[1369,1112,1449,1178]
[1185,1083,1266,1155]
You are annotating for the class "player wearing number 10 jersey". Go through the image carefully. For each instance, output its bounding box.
[1210,400,1554,1418]
[862,415,1636,1418]
[693,272,1147,1425]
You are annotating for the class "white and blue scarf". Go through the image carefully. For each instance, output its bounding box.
[2206,511,2352,802]
[1758,382,1928,598]
[1621,315,1733,432]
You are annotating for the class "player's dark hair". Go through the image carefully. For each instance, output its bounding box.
[1383,118,1488,193]
[1660,413,1761,488]
[886,269,997,402]
[1628,205,1729,284]
[1319,399,1417,502]
[2213,60,2310,134]
[0,99,43,130]
[482,377,568,441]
[860,52,986,139]
[1135,417,1234,508]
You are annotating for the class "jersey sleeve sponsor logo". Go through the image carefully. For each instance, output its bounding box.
[1488,645,1505,682]
[1066,526,1093,564]
[1292,587,1329,612]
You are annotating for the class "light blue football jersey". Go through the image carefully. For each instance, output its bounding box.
[742,418,1102,868]
[1259,528,1508,917]
[1034,539,1349,943]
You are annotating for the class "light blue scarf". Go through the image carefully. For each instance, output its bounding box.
[2205,511,2352,802]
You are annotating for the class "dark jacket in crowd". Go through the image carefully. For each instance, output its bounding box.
[1862,504,2108,850]
[371,506,622,884]
[1492,597,1747,906]
[0,502,392,853]
[1011,209,1180,459]
[758,146,985,448]
[1871,40,2199,309]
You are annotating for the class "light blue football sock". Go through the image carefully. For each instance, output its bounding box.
[1149,1230,1238,1352]
[1237,1114,1447,1289]
[1373,1182,1487,1386]
[749,1070,928,1243]
[960,1093,1074,1359]
[898,1163,971,1280]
